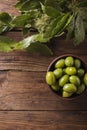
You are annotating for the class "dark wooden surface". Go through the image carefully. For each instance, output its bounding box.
[0,1,87,130]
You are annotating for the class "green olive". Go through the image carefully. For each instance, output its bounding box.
[46,56,87,98]
[75,59,81,69]
[53,68,63,79]
[62,91,73,97]
[83,73,87,86]
[63,83,77,93]
[77,68,85,77]
[69,75,80,86]
[65,67,77,75]
[51,83,60,91]
[65,56,74,67]
[76,84,85,94]
[59,75,69,87]
[55,59,65,68]
[46,71,56,85]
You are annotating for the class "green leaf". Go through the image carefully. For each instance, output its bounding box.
[66,15,75,39]
[52,13,69,36]
[0,36,17,52]
[77,0,87,7]
[34,13,51,33]
[55,15,73,37]
[16,33,50,50]
[0,12,14,33]
[27,42,53,55]
[45,0,70,12]
[80,8,87,21]
[74,14,85,45]
[43,16,62,38]
[43,13,69,38]
[15,0,28,9]
[15,0,44,10]
[17,0,41,12]
[12,14,31,27]
[15,35,37,49]
[12,9,40,28]
[0,22,9,34]
[22,27,31,36]
[0,0,87,55]
[45,0,60,9]
[15,34,52,55]
[35,33,50,42]
[84,21,87,32]
[41,4,61,18]
[0,12,12,25]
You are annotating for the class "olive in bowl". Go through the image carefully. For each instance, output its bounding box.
[46,54,87,99]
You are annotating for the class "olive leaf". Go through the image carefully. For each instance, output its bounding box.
[77,0,87,7]
[74,14,85,45]
[12,14,31,27]
[0,12,14,33]
[14,0,28,9]
[15,0,45,10]
[0,22,9,34]
[55,15,73,37]
[0,0,87,55]
[15,0,41,12]
[0,36,18,52]
[26,42,53,55]
[0,12,12,25]
[41,4,61,18]
[50,14,69,37]
[15,34,53,55]
[33,13,51,33]
[43,13,69,38]
[66,15,76,39]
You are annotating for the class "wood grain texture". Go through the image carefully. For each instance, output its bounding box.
[0,111,87,130]
[0,0,87,130]
[0,70,87,111]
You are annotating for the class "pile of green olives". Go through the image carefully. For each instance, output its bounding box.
[46,56,87,98]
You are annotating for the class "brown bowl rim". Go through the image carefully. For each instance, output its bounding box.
[47,54,87,100]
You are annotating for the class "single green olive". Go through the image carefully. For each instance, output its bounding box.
[63,83,77,93]
[46,71,56,85]
[69,75,81,86]
[51,83,60,91]
[65,67,77,75]
[76,84,85,94]
[83,73,87,86]
[62,91,73,98]
[55,59,65,68]
[77,68,85,77]
[53,68,63,79]
[59,75,69,87]
[75,59,81,69]
[65,56,74,67]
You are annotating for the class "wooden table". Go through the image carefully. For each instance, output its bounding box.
[0,1,87,130]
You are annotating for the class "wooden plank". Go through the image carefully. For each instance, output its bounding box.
[0,111,87,130]
[0,1,87,130]
[0,70,87,110]
[0,51,53,71]
[0,0,19,15]
[0,35,87,71]
[0,51,87,71]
